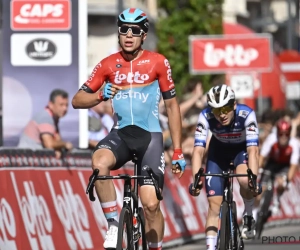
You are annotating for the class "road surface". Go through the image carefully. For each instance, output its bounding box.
[166,225,300,249]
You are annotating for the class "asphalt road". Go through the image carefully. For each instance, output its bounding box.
[166,225,300,250]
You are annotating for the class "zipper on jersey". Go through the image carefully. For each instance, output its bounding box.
[130,60,134,125]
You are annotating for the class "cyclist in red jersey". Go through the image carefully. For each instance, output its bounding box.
[255,119,299,216]
[72,8,186,250]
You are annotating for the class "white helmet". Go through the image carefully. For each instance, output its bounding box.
[207,84,235,108]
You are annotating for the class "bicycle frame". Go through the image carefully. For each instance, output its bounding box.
[86,163,162,249]
[194,167,257,250]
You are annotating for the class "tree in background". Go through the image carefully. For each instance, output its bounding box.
[156,0,224,98]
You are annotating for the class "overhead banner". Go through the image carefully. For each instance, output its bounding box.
[2,0,81,146]
[189,34,273,74]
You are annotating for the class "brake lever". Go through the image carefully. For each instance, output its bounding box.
[145,166,163,201]
[247,168,261,194]
[86,169,99,202]
[194,168,204,189]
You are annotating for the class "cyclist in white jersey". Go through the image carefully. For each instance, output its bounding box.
[189,84,261,250]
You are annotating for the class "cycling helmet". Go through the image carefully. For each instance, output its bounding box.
[276,119,292,135]
[207,84,235,108]
[117,8,149,33]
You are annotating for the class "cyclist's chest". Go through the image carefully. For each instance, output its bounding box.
[270,145,292,163]
[210,121,246,143]
[106,60,157,86]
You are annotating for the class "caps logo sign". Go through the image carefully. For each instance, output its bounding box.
[189,34,272,74]
[11,0,71,30]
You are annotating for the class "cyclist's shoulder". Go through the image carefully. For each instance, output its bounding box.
[99,52,122,65]
[289,137,300,147]
[201,107,214,120]
[143,50,169,62]
[235,104,255,119]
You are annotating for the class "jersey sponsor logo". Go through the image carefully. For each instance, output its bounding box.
[116,64,122,68]
[80,84,88,91]
[159,152,165,174]
[216,133,241,139]
[115,90,149,103]
[247,142,258,146]
[209,190,215,195]
[164,59,173,83]
[114,71,150,84]
[246,121,257,132]
[195,140,205,147]
[137,59,150,65]
[196,122,206,133]
[86,62,102,85]
[152,87,161,119]
[170,89,176,96]
[238,110,249,118]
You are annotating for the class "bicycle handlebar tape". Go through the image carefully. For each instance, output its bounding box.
[86,169,99,201]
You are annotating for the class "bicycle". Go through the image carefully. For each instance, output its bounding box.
[193,164,259,250]
[86,156,163,250]
[255,169,276,239]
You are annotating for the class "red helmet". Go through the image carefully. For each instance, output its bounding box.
[276,119,292,135]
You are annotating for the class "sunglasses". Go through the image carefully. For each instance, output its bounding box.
[211,105,234,116]
[278,132,290,137]
[119,25,144,36]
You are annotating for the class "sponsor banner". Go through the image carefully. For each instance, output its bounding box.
[189,34,273,74]
[0,163,299,248]
[11,33,72,66]
[229,74,254,99]
[11,0,71,31]
[2,0,80,146]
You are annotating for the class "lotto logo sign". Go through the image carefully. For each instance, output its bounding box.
[11,0,71,30]
[189,34,272,74]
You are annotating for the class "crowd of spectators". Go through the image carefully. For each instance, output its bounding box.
[16,84,300,173]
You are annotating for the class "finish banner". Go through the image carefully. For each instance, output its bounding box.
[1,165,300,249]
[1,0,82,147]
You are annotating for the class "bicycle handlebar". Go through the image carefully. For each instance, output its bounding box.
[86,166,163,202]
[193,167,257,191]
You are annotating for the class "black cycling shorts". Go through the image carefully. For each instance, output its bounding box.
[94,125,165,189]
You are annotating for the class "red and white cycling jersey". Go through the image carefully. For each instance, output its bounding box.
[81,50,176,132]
[260,133,300,165]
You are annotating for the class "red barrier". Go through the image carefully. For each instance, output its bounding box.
[1,166,300,249]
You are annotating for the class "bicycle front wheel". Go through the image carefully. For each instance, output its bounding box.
[256,189,273,239]
[232,201,238,249]
[219,202,230,250]
[117,207,134,250]
[134,207,147,250]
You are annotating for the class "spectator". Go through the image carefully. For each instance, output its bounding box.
[18,89,73,157]
[88,101,114,149]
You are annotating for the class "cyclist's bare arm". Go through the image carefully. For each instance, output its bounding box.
[247,146,259,175]
[288,164,298,183]
[72,90,101,109]
[164,97,182,149]
[192,146,206,181]
[287,138,300,182]
[259,155,267,169]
